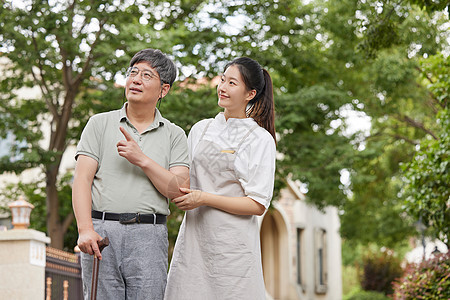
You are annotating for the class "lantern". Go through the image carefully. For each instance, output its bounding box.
[8,196,35,230]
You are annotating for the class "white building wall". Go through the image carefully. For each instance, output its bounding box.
[262,180,342,300]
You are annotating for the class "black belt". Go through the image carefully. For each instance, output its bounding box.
[92,210,166,224]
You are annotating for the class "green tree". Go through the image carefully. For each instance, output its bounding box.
[0,0,210,249]
[408,0,449,13]
[206,0,361,209]
[334,1,449,248]
[401,54,449,245]
[357,0,449,58]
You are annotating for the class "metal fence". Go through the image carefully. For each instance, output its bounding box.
[45,247,83,300]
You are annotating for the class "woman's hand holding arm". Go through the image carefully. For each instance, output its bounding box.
[172,187,266,216]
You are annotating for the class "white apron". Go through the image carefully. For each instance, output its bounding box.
[165,120,266,300]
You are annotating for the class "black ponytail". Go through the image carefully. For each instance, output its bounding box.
[225,57,276,143]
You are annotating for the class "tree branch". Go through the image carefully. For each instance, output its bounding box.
[69,0,90,37]
[394,114,438,140]
[53,6,106,153]
[68,0,76,12]
[30,35,59,119]
[30,68,59,119]
[415,66,446,109]
[365,128,418,145]
[375,0,404,24]
[163,1,204,29]
[54,26,73,94]
[73,18,107,87]
[387,133,419,145]
[365,130,383,140]
[426,94,440,114]
[417,65,434,84]
[67,0,76,41]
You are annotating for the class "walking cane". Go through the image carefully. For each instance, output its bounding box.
[91,237,109,300]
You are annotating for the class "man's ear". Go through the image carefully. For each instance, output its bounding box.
[160,83,171,99]
[246,89,257,102]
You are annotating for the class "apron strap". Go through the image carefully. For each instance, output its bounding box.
[236,124,260,151]
[199,119,214,140]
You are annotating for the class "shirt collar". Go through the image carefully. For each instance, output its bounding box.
[119,102,165,132]
[214,112,255,127]
[119,103,128,121]
[150,108,165,130]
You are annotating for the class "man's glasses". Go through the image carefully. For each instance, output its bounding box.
[126,67,159,82]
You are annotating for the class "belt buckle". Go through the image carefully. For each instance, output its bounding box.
[119,213,139,224]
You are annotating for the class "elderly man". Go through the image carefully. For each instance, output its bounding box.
[72,48,189,300]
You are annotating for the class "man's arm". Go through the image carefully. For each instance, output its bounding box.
[142,164,190,199]
[72,155,104,259]
[116,126,189,199]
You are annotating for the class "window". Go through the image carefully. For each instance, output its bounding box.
[296,228,304,286]
[315,228,327,294]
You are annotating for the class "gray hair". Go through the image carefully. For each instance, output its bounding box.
[129,48,177,87]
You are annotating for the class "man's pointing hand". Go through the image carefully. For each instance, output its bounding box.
[117,126,145,167]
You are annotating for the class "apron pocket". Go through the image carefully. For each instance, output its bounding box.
[206,225,255,278]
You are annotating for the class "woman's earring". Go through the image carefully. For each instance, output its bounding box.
[246,103,253,117]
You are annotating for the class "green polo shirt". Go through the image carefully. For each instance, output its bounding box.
[75,103,189,215]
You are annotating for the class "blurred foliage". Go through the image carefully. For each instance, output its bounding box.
[402,109,449,242]
[359,249,403,295]
[407,0,449,14]
[393,252,450,299]
[342,265,361,297]
[275,87,354,209]
[357,0,448,58]
[340,23,448,250]
[344,290,391,300]
[161,84,222,134]
[400,54,449,243]
[342,241,411,298]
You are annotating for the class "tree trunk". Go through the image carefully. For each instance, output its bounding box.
[46,88,77,249]
[46,165,64,249]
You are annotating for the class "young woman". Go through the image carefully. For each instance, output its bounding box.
[164,57,276,299]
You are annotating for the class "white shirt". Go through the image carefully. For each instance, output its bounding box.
[187,112,276,208]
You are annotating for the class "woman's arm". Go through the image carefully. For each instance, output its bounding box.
[171,188,266,216]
